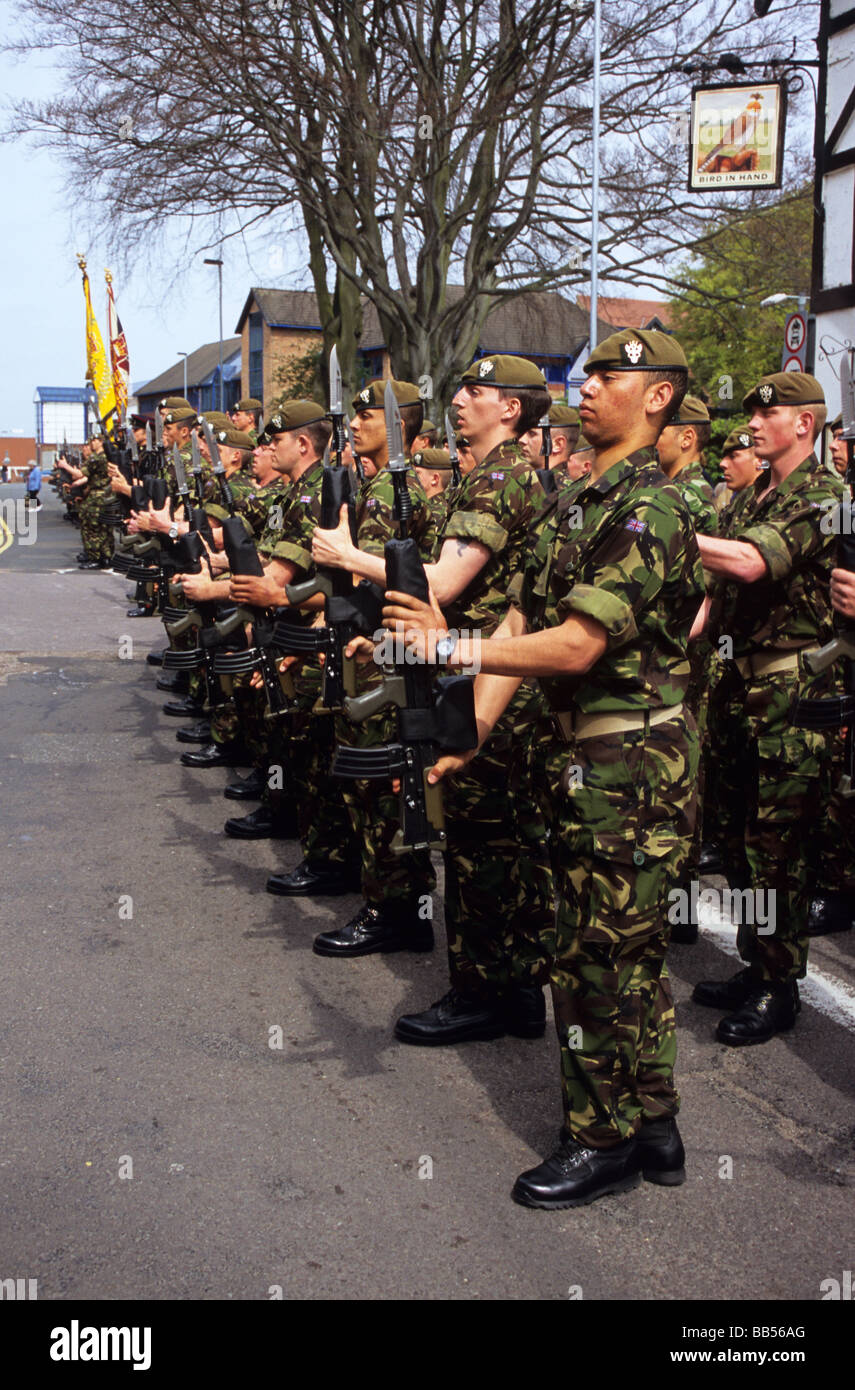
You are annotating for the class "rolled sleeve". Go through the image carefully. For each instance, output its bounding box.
[443,509,508,554]
[737,523,790,580]
[558,582,637,648]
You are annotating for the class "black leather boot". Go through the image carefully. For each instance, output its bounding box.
[224,770,266,802]
[716,981,800,1047]
[502,984,546,1038]
[394,988,505,1045]
[180,741,253,769]
[266,858,361,897]
[162,696,204,718]
[807,892,855,937]
[175,720,213,744]
[512,1134,640,1209]
[313,901,434,957]
[224,806,296,840]
[692,966,757,1010]
[635,1117,686,1186]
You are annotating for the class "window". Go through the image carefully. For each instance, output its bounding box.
[249,312,263,399]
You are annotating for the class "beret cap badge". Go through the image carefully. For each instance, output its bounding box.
[623,339,644,364]
[478,359,494,378]
[758,384,774,404]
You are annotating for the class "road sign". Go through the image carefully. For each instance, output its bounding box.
[781,311,807,370]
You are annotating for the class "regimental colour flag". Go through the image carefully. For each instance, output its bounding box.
[76,253,116,422]
[105,268,130,416]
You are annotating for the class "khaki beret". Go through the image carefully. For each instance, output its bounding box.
[164,407,197,425]
[721,428,755,455]
[129,413,153,429]
[197,410,231,431]
[671,394,710,425]
[548,403,580,427]
[351,379,422,410]
[420,419,437,433]
[214,427,254,451]
[232,398,263,412]
[584,329,688,374]
[260,399,327,441]
[743,372,825,412]
[159,396,192,410]
[412,447,453,472]
[829,414,843,433]
[459,355,547,389]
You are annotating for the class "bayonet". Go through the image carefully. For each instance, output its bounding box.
[535,412,559,494]
[200,418,234,514]
[385,381,412,539]
[445,411,462,489]
[345,416,364,484]
[154,407,164,449]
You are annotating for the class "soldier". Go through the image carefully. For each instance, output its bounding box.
[230,398,263,444]
[306,379,438,956]
[714,427,763,517]
[518,403,581,478]
[76,434,114,570]
[691,372,838,1043]
[654,395,717,534]
[828,414,847,479]
[386,329,702,1205]
[412,418,439,451]
[378,356,553,1043]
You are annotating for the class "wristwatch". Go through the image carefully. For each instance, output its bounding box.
[436,633,456,663]
[167,523,179,540]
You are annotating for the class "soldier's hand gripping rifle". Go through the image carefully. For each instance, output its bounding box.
[331,382,479,852]
[792,349,855,793]
[275,345,384,708]
[535,412,559,494]
[211,516,299,720]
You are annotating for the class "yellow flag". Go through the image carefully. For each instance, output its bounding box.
[77,254,116,422]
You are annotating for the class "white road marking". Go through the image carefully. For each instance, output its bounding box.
[697,908,855,1031]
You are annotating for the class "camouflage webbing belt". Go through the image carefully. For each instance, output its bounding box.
[552,703,684,742]
[733,649,802,681]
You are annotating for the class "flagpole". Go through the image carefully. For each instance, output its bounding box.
[589,0,601,354]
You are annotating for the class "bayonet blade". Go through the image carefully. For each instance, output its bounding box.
[538,412,552,462]
[384,381,407,472]
[154,408,164,448]
[145,422,153,453]
[329,345,343,417]
[172,443,189,495]
[842,350,855,440]
[127,425,139,463]
[201,418,224,473]
[445,412,459,466]
[191,433,202,473]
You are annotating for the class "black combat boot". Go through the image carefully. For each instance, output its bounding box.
[512,1133,640,1209]
[635,1117,686,1185]
[716,980,800,1047]
[692,966,757,1011]
[313,901,434,958]
[266,858,361,897]
[502,983,547,1038]
[394,988,505,1045]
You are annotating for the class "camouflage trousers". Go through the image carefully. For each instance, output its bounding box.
[702,658,751,881]
[815,727,855,894]
[536,717,697,1148]
[335,665,435,908]
[707,665,832,983]
[289,661,358,871]
[78,490,114,563]
[441,695,553,1003]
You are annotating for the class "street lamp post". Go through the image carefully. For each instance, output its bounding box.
[203,257,224,411]
[760,293,812,371]
[178,351,189,403]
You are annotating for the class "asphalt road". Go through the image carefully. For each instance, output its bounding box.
[1,482,853,1302]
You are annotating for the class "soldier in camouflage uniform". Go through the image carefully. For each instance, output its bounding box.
[692,372,840,1043]
[518,402,581,486]
[381,356,553,1044]
[225,401,362,894]
[306,380,438,956]
[76,436,115,569]
[230,398,263,447]
[390,329,702,1206]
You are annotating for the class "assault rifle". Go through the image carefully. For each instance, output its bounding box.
[445,412,462,490]
[332,382,478,852]
[212,516,298,720]
[535,412,559,494]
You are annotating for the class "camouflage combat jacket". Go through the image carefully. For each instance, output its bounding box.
[670,458,717,535]
[257,459,325,578]
[355,464,436,561]
[513,448,704,715]
[437,438,544,637]
[708,453,843,659]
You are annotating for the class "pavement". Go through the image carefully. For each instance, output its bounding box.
[0,482,853,1302]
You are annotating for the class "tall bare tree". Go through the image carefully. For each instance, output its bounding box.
[7,0,816,401]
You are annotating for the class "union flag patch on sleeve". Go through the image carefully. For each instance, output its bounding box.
[625,517,647,534]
